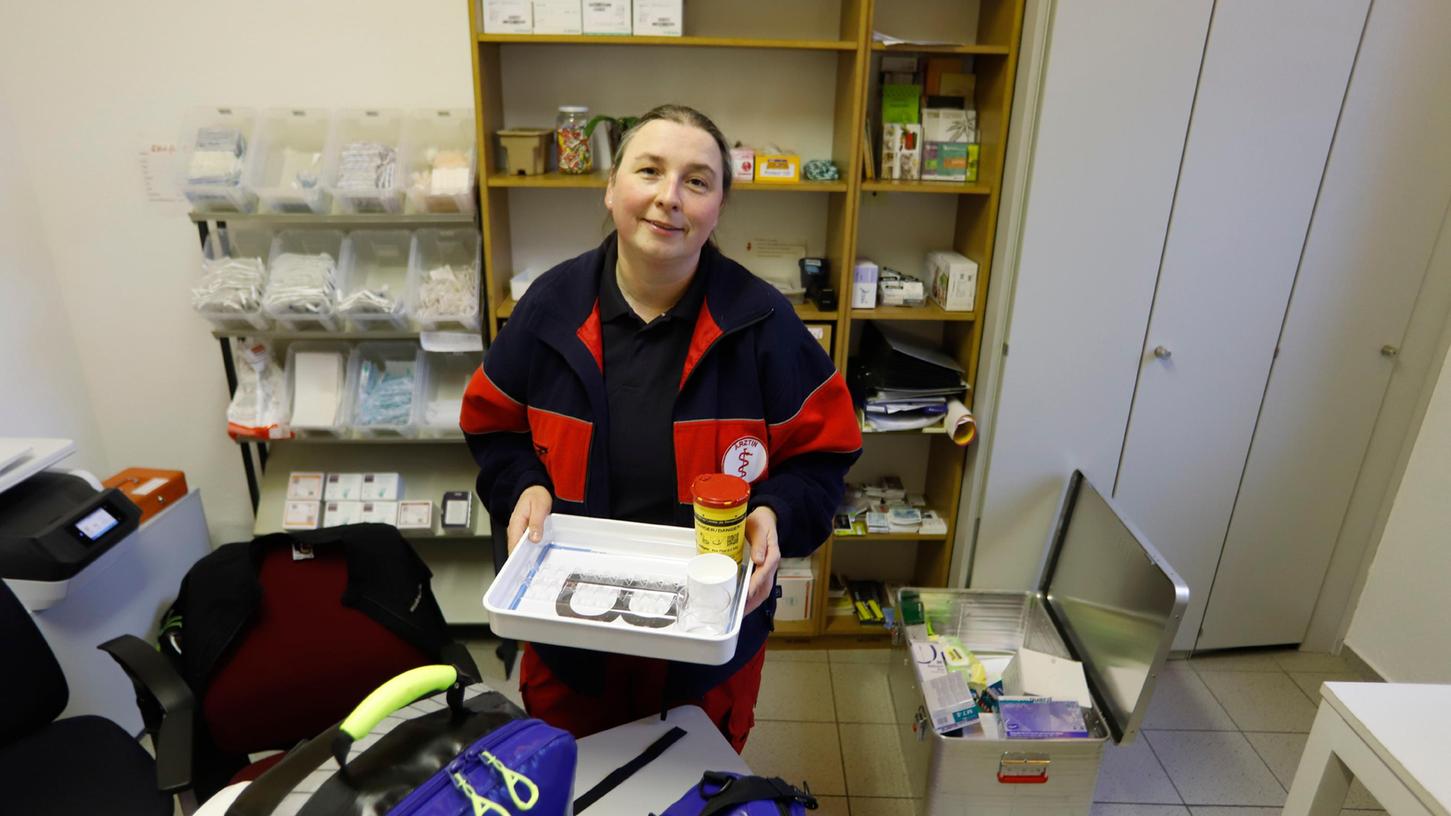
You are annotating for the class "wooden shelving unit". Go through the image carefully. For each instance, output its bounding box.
[467,0,1025,642]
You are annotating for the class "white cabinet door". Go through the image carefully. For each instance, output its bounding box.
[1112,0,1370,651]
[1197,0,1451,650]
[972,0,1212,589]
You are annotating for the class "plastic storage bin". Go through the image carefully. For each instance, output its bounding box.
[343,342,424,438]
[245,108,334,214]
[401,108,477,215]
[177,107,258,213]
[194,228,273,332]
[408,228,482,332]
[418,350,481,437]
[264,230,348,332]
[337,229,413,331]
[284,341,353,438]
[325,109,406,214]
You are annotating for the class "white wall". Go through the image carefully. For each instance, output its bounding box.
[0,103,107,476]
[0,1,473,544]
[1344,214,1451,683]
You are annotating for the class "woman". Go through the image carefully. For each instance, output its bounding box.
[461,104,861,751]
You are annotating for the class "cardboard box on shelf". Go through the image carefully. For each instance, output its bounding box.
[753,154,800,184]
[881,123,922,181]
[582,0,630,34]
[483,0,532,33]
[532,0,581,34]
[633,0,682,36]
[927,250,978,311]
[853,259,880,308]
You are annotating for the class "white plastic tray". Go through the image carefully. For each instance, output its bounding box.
[483,513,754,666]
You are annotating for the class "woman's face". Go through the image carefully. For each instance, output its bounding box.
[605,119,725,269]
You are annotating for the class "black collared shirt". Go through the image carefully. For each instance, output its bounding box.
[599,245,709,525]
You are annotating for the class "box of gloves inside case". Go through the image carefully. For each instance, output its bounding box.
[103,468,188,524]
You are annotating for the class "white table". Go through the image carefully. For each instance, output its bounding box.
[197,704,748,815]
[574,705,751,814]
[1283,681,1451,816]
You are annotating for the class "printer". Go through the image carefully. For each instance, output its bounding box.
[0,439,141,609]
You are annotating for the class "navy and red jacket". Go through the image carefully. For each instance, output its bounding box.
[461,233,862,697]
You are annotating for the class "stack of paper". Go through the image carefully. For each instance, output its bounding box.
[291,351,345,429]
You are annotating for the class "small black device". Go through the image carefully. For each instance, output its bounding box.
[441,490,473,530]
[0,472,142,581]
[799,257,835,310]
[811,286,838,311]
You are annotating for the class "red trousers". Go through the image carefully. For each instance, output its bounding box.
[519,642,767,752]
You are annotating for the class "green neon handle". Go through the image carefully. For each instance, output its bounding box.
[340,665,457,741]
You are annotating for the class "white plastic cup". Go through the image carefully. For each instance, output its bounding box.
[683,553,739,635]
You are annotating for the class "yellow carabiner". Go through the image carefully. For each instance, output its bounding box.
[479,750,539,811]
[451,771,512,816]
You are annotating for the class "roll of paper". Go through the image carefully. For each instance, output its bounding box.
[947,399,976,446]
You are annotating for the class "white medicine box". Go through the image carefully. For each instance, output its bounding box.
[926,250,978,312]
[532,0,581,34]
[582,0,630,34]
[483,0,532,33]
[633,0,682,36]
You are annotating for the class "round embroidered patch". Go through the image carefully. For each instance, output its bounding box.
[722,436,767,483]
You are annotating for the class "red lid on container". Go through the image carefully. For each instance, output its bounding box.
[691,473,750,509]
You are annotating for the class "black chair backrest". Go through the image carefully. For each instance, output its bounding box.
[0,580,68,742]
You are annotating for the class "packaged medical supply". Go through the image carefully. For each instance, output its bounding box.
[1002,647,1095,708]
[226,340,290,441]
[247,108,333,214]
[193,257,266,321]
[532,0,582,34]
[287,472,325,501]
[411,228,482,331]
[283,500,321,531]
[178,107,259,212]
[358,501,399,526]
[998,697,1089,739]
[483,0,532,33]
[402,109,476,214]
[286,343,350,435]
[555,106,592,174]
[912,641,982,734]
[349,345,419,432]
[878,268,926,307]
[730,147,755,181]
[922,107,972,182]
[360,473,403,501]
[397,500,434,531]
[926,250,978,311]
[852,259,880,308]
[265,253,337,320]
[633,0,682,36]
[582,0,630,34]
[323,500,364,528]
[692,473,750,563]
[441,491,472,530]
[753,153,801,184]
[881,124,922,180]
[338,230,411,330]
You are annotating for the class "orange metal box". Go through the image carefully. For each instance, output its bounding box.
[103,468,188,523]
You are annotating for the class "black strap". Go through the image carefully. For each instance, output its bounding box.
[225,727,338,816]
[573,726,687,813]
[698,774,818,816]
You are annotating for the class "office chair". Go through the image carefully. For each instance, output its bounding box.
[101,526,479,803]
[0,579,171,815]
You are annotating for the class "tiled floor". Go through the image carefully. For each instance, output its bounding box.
[463,641,1388,815]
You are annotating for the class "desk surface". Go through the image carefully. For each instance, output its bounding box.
[1324,682,1451,812]
[574,705,751,815]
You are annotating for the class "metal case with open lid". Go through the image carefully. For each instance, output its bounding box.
[889,470,1190,814]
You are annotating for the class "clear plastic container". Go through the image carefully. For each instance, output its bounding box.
[245,108,334,214]
[264,230,348,331]
[325,109,406,214]
[418,350,481,437]
[408,228,482,332]
[401,109,477,215]
[344,342,424,438]
[555,106,592,175]
[177,107,258,213]
[195,228,273,332]
[284,341,352,438]
[337,229,413,331]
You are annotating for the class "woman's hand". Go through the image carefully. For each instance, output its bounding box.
[507,485,553,554]
[743,506,781,615]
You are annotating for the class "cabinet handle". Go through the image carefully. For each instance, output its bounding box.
[1381,345,1399,358]
[1153,345,1172,360]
